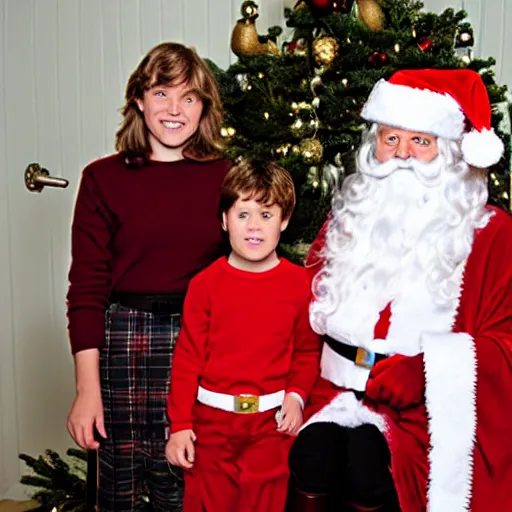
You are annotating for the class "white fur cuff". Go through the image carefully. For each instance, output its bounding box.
[422,331,476,512]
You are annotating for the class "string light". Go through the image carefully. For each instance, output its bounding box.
[276,144,291,155]
[221,127,236,137]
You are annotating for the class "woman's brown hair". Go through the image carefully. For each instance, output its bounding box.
[115,42,224,164]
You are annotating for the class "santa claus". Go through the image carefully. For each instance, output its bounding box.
[286,69,512,512]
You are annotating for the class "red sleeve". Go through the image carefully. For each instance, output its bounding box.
[286,279,321,402]
[167,274,210,433]
[455,210,512,509]
[67,169,113,354]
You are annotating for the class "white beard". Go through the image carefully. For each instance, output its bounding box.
[310,126,491,350]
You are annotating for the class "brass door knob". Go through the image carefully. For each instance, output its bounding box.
[25,163,69,192]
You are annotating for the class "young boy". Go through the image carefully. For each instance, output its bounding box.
[165,159,321,512]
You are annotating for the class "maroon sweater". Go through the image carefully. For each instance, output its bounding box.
[67,153,230,354]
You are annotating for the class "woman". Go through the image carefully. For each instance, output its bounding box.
[66,42,229,511]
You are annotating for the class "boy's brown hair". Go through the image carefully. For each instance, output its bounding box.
[219,159,296,220]
[116,42,224,165]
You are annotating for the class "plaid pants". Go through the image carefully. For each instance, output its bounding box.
[99,304,183,511]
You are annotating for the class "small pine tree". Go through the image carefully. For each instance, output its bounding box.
[19,449,87,512]
[209,0,510,262]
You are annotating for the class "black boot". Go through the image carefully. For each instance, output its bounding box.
[285,477,330,512]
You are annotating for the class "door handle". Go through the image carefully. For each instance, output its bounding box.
[25,163,69,192]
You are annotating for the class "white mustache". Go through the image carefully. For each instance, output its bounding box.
[358,144,444,187]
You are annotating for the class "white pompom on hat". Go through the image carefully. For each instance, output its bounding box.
[361,68,504,168]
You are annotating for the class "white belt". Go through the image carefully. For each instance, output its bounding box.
[197,386,285,414]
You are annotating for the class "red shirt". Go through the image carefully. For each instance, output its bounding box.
[168,257,321,432]
[67,154,230,354]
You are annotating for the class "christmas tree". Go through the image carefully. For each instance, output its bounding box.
[209,0,511,262]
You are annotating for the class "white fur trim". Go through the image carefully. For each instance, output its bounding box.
[361,79,465,140]
[461,128,504,168]
[378,261,465,355]
[422,332,477,512]
[302,390,387,433]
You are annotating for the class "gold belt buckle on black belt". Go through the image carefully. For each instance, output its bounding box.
[234,394,260,413]
[355,347,376,369]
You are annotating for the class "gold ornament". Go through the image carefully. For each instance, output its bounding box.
[312,36,339,67]
[291,102,318,137]
[356,0,385,31]
[300,138,323,163]
[230,1,280,56]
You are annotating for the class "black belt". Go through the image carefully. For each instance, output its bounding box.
[324,335,387,369]
[110,292,184,315]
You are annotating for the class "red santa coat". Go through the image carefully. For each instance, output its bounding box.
[304,206,512,512]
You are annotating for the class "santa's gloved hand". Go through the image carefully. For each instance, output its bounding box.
[364,353,425,410]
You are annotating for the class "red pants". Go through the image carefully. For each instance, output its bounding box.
[183,402,294,512]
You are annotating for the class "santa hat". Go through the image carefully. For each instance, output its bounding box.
[361,69,504,168]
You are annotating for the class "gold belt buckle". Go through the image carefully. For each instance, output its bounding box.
[355,347,376,369]
[234,394,260,413]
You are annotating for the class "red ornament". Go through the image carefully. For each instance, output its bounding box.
[332,0,355,13]
[308,0,332,9]
[417,36,433,52]
[307,0,354,13]
[368,51,388,68]
[283,41,297,54]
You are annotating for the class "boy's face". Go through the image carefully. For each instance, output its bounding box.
[222,196,289,272]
